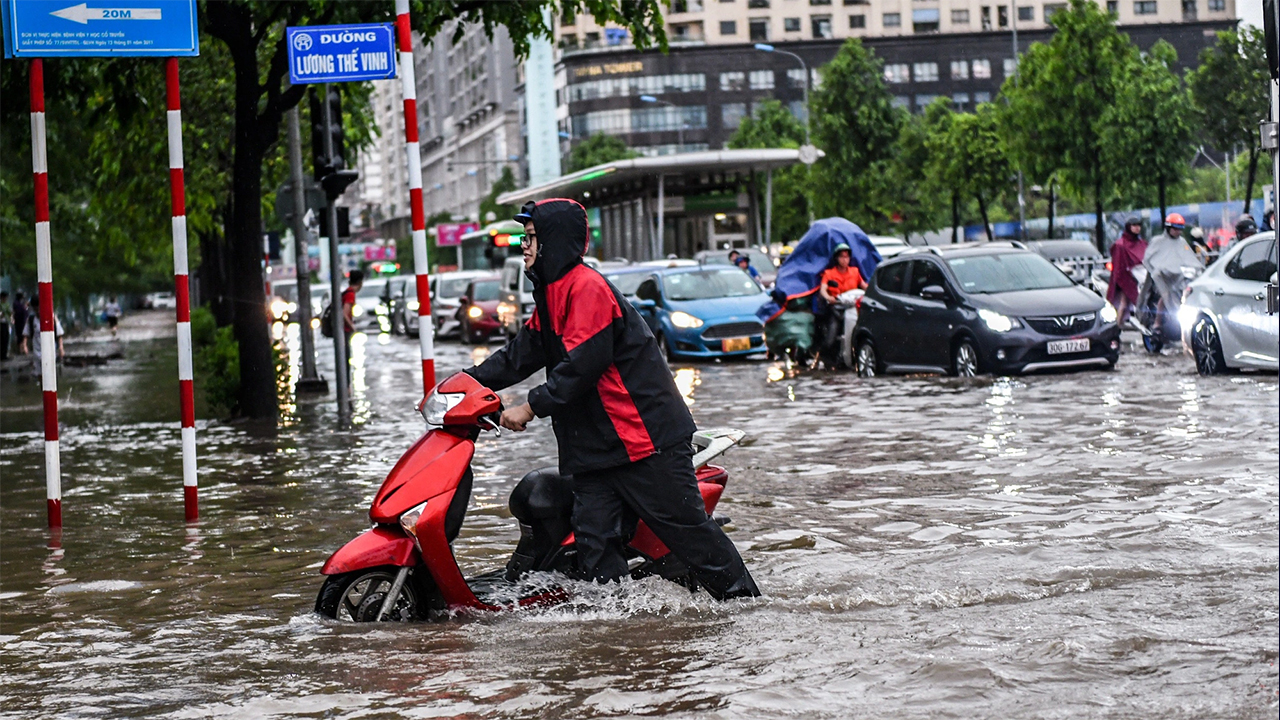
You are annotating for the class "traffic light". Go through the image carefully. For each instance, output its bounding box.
[309,86,346,179]
[318,206,350,240]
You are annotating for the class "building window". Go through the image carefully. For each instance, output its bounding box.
[915,95,940,110]
[883,12,902,26]
[849,14,866,27]
[998,5,1009,25]
[952,92,970,110]
[981,6,992,29]
[722,103,748,128]
[749,69,775,89]
[1208,0,1224,9]
[1003,58,1017,77]
[1044,3,1067,18]
[720,20,738,34]
[951,9,970,23]
[1106,0,1118,12]
[784,17,802,31]
[810,0,833,5]
[567,73,707,102]
[974,91,991,104]
[884,63,910,83]
[670,0,704,11]
[720,71,746,90]
[584,31,601,47]
[972,59,992,79]
[913,8,940,31]
[1134,0,1156,12]
[812,14,833,37]
[1017,5,1034,19]
[561,34,579,49]
[750,18,770,39]
[844,0,869,4]
[788,101,808,123]
[913,62,939,81]
[950,60,969,79]
[892,96,910,108]
[787,67,808,87]
[1181,0,1197,18]
[572,105,710,135]
[748,0,771,6]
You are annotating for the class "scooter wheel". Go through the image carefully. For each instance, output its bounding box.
[1142,333,1163,354]
[315,566,421,622]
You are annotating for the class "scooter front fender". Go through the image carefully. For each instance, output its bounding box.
[320,526,417,576]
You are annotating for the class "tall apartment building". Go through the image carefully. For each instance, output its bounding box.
[342,78,406,236]
[555,0,1234,156]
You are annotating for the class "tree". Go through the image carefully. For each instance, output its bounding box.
[883,99,951,241]
[1001,0,1135,250]
[199,0,666,420]
[567,133,638,172]
[1100,41,1195,223]
[727,99,810,244]
[1188,27,1270,213]
[930,104,1013,241]
[809,39,905,231]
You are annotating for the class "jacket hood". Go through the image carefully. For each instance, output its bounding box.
[528,199,591,286]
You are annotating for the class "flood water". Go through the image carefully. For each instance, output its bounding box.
[2,317,1277,718]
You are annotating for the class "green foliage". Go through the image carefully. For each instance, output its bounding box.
[1000,0,1135,241]
[727,100,810,243]
[1100,41,1194,216]
[1187,27,1270,204]
[191,306,240,416]
[479,166,519,224]
[809,39,905,232]
[567,133,638,172]
[929,103,1013,237]
[883,99,951,238]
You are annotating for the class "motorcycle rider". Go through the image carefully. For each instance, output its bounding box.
[1107,216,1146,326]
[817,243,866,358]
[1144,213,1202,334]
[464,199,760,601]
[1235,214,1257,243]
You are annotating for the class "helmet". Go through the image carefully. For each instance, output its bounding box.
[1235,215,1257,237]
[833,242,851,254]
[1164,212,1185,229]
[1124,215,1141,228]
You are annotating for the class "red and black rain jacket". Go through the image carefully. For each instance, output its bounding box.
[465,199,696,475]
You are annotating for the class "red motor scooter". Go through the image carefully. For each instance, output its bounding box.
[315,371,745,622]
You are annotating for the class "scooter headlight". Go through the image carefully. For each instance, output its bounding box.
[1176,302,1199,333]
[399,500,428,538]
[1100,302,1118,324]
[420,390,465,426]
[670,311,704,329]
[978,308,1019,333]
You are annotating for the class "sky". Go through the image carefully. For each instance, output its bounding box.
[1237,0,1263,29]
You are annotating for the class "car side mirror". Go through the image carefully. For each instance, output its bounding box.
[920,285,949,302]
[635,299,656,310]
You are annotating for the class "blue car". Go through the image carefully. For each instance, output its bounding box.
[631,267,770,360]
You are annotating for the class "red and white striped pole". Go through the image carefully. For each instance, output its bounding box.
[395,0,436,394]
[30,59,61,529]
[166,58,198,522]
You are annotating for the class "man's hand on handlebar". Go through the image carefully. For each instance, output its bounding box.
[500,402,535,432]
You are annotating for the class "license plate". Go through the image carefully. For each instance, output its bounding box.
[1047,338,1090,355]
[722,337,751,352]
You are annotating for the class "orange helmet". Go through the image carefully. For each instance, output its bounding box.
[1164,212,1185,229]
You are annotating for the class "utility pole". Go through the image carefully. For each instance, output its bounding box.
[320,83,350,420]
[286,105,325,393]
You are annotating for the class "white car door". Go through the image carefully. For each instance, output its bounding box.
[1212,236,1277,367]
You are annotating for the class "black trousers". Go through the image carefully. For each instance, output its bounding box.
[0,323,8,362]
[571,443,760,600]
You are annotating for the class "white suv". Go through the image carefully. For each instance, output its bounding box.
[1180,231,1278,374]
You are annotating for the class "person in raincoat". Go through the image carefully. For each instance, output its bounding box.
[1142,212,1203,334]
[465,199,760,601]
[1107,216,1147,325]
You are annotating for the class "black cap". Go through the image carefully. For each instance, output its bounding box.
[514,201,536,224]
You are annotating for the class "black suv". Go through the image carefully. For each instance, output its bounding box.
[853,244,1121,376]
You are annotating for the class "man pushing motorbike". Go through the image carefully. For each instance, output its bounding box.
[464,199,760,601]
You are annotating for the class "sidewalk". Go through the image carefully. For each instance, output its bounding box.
[1,309,176,374]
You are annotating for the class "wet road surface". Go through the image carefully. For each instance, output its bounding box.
[1,317,1276,718]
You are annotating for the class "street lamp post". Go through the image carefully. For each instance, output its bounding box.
[639,95,684,150]
[754,43,810,148]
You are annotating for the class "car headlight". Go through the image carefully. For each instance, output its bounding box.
[1100,302,1118,324]
[351,304,365,317]
[467,305,484,319]
[407,299,419,311]
[399,500,428,538]
[420,390,464,426]
[978,308,1017,333]
[270,299,289,318]
[670,311,704,329]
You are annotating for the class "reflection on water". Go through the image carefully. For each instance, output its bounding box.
[0,334,1276,718]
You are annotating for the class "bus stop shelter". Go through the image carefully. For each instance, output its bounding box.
[496,149,815,261]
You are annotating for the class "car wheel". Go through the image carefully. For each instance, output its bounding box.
[951,338,980,377]
[1190,316,1227,376]
[855,337,879,378]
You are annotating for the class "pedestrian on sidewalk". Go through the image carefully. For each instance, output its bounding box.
[11,292,28,356]
[465,199,760,601]
[22,294,64,362]
[105,295,122,338]
[0,291,12,362]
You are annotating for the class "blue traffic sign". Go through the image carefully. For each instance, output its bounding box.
[287,24,396,85]
[2,0,198,57]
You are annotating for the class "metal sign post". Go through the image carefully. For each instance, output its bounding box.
[5,0,199,527]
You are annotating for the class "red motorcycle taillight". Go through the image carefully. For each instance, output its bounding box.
[1105,261,1113,272]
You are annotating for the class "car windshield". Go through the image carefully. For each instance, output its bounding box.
[357,282,385,299]
[471,280,500,302]
[438,278,472,298]
[663,269,761,300]
[605,272,648,296]
[947,253,1075,293]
